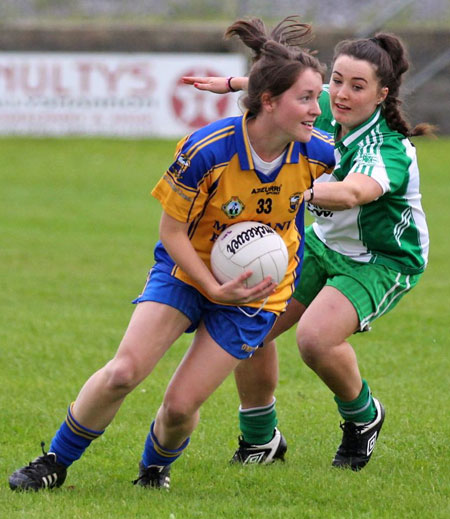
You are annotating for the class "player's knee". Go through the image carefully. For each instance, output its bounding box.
[160,396,197,428]
[103,357,141,394]
[296,325,323,367]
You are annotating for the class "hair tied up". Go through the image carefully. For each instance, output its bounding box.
[369,36,387,54]
[333,33,436,137]
[224,16,325,117]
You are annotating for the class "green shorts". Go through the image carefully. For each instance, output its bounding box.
[293,227,422,331]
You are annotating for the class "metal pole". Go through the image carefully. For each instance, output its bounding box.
[355,0,418,38]
[404,48,450,93]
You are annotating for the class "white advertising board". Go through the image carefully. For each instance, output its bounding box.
[0,52,247,137]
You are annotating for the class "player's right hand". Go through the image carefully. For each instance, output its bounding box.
[182,76,230,94]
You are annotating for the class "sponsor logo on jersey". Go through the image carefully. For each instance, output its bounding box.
[308,203,333,218]
[251,185,282,195]
[221,196,245,219]
[288,192,302,213]
[168,153,191,177]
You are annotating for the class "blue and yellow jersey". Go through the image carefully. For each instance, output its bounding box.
[151,111,335,313]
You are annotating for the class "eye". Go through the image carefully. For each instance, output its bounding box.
[331,78,342,85]
[353,85,363,91]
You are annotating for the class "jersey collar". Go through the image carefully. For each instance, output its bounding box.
[235,111,298,171]
[335,106,382,150]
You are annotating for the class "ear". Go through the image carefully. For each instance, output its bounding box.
[378,86,388,105]
[261,92,274,112]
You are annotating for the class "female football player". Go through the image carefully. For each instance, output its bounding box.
[9,16,335,491]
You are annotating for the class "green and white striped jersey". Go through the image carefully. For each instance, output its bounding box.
[309,106,429,274]
[315,85,336,135]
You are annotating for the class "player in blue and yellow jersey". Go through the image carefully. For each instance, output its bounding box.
[9,16,335,492]
[188,31,434,471]
[150,110,334,316]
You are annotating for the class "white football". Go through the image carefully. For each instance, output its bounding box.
[210,221,289,288]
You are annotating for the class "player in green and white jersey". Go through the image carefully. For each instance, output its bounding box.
[310,93,428,276]
[185,31,434,470]
[242,32,433,471]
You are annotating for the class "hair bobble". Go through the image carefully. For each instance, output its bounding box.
[370,36,389,55]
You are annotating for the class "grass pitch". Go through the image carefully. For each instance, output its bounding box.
[1,136,449,518]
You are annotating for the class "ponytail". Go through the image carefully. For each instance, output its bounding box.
[225,16,325,115]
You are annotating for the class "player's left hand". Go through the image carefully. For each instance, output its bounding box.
[212,271,277,305]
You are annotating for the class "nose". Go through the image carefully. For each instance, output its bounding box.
[335,84,349,100]
[311,99,321,116]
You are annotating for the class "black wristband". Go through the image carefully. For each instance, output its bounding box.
[227,76,237,93]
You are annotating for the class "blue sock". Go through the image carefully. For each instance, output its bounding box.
[49,403,104,467]
[142,421,190,467]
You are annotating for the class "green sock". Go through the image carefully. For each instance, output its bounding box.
[239,398,278,445]
[334,379,377,423]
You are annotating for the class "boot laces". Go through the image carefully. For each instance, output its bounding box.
[22,442,56,476]
[339,421,364,451]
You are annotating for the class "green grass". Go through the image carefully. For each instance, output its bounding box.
[1,137,449,518]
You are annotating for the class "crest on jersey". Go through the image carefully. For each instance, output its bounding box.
[168,153,191,178]
[357,152,379,167]
[288,192,301,213]
[222,196,245,219]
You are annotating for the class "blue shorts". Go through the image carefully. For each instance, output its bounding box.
[132,266,277,360]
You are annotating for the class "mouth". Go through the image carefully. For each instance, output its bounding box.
[301,121,314,129]
[334,103,350,111]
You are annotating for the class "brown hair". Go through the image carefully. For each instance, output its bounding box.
[333,34,434,137]
[225,16,325,115]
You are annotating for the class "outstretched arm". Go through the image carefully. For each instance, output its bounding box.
[304,174,384,210]
[182,76,249,94]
